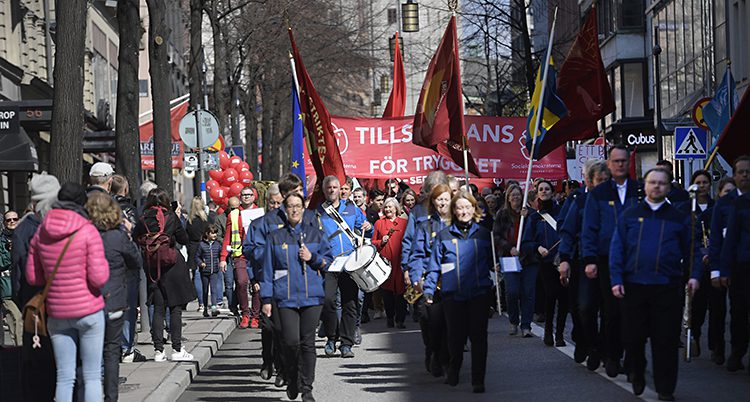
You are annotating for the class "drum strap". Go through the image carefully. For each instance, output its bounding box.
[322,202,358,246]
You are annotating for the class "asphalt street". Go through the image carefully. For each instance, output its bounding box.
[178,312,750,402]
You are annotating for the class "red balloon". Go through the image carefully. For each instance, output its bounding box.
[229,182,244,197]
[238,162,250,172]
[239,170,253,185]
[219,151,230,169]
[208,169,223,181]
[222,168,238,185]
[210,186,226,203]
[205,179,219,192]
[229,156,242,167]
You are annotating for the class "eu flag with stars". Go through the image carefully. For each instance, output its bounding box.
[291,83,307,197]
[525,57,568,159]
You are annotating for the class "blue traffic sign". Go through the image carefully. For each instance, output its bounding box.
[674,126,707,160]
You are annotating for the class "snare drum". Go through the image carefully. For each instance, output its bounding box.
[344,245,392,292]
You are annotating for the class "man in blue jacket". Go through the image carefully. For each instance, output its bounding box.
[317,175,371,358]
[581,145,641,378]
[610,168,701,401]
[719,155,750,373]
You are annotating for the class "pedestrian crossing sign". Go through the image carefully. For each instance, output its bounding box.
[674,126,708,160]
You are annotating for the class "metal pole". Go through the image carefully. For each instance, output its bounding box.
[516,7,558,250]
[653,27,664,162]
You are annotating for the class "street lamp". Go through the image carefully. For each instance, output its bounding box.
[389,34,404,62]
[401,0,419,32]
[653,26,664,162]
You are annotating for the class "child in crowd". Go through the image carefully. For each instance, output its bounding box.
[195,224,224,317]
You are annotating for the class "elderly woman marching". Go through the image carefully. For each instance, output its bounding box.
[423,191,494,393]
[372,197,408,328]
[260,193,333,402]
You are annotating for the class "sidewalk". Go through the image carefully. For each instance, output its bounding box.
[119,301,238,402]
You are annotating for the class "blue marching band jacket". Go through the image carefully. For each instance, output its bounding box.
[721,192,750,276]
[401,203,430,270]
[260,223,333,309]
[521,202,562,265]
[423,222,494,301]
[406,213,449,285]
[558,188,588,264]
[711,189,742,278]
[316,199,366,258]
[581,179,641,264]
[609,201,703,287]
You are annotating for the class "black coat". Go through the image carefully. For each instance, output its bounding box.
[134,207,196,307]
[11,213,41,306]
[100,228,142,313]
[186,218,207,271]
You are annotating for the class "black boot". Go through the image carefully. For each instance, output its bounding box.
[430,352,443,377]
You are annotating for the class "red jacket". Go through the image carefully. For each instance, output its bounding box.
[26,209,109,319]
[372,216,407,294]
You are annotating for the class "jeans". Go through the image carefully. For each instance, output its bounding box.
[104,314,125,402]
[48,310,106,402]
[193,268,204,306]
[222,259,236,311]
[122,274,139,353]
[504,263,540,329]
[279,305,323,394]
[201,271,223,307]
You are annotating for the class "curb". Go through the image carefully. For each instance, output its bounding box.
[142,317,237,402]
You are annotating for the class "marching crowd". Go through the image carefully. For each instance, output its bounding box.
[2,147,750,401]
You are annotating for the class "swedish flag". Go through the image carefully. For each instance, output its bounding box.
[291,82,307,196]
[526,57,568,159]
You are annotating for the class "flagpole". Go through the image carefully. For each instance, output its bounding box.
[289,52,301,104]
[516,7,558,251]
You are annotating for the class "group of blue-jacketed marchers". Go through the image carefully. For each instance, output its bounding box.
[3,150,750,402]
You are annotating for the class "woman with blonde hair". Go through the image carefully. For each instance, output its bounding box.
[423,191,494,393]
[186,196,208,310]
[86,192,142,402]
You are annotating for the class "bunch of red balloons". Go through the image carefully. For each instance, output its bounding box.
[205,150,253,207]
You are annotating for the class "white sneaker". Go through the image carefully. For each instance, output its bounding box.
[154,350,167,362]
[171,348,194,361]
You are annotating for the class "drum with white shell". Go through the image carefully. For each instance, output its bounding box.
[344,245,391,292]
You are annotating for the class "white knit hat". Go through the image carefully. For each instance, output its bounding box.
[29,174,60,202]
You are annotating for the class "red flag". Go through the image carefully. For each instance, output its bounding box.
[629,146,637,180]
[383,32,406,118]
[716,87,750,165]
[412,16,480,176]
[536,10,615,159]
[288,28,346,202]
[139,100,189,169]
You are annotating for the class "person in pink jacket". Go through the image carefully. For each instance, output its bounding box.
[26,182,109,402]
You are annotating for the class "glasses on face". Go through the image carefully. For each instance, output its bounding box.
[286,204,304,211]
[241,193,253,197]
[5,218,18,223]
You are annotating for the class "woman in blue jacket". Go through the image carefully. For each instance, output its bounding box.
[261,193,333,402]
[424,191,494,393]
[522,179,566,347]
[407,184,453,377]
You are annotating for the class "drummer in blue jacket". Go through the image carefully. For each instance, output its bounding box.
[424,191,494,393]
[316,175,371,359]
[261,192,333,402]
[609,168,701,401]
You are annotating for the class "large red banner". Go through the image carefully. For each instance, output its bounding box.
[309,116,568,185]
[139,101,189,170]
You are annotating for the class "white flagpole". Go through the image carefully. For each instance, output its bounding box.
[516,7,559,250]
[289,52,301,103]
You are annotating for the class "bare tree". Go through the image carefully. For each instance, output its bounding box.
[115,0,143,195]
[189,0,205,110]
[147,0,173,195]
[49,0,87,183]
